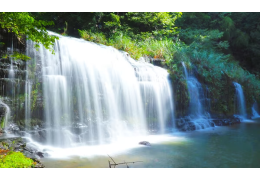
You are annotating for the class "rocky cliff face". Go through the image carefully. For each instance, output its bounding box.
[0,57,45,133]
[0,29,27,131]
[0,58,26,132]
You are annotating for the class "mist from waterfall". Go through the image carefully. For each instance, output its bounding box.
[25,32,174,147]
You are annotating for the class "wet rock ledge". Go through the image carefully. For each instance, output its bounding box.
[176,115,242,131]
[0,137,45,168]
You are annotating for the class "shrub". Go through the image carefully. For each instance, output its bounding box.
[0,151,35,168]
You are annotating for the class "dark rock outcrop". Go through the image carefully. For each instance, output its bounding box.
[175,114,242,132]
[212,116,242,126]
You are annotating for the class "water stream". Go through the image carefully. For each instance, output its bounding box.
[252,102,260,119]
[181,62,211,129]
[233,82,247,119]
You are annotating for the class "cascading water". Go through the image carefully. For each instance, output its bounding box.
[252,101,260,119]
[8,37,15,79]
[24,40,34,131]
[181,62,212,129]
[233,82,247,119]
[0,100,10,129]
[25,32,174,147]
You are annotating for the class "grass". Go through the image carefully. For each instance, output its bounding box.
[78,30,181,61]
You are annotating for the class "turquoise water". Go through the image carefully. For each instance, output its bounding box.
[41,120,260,168]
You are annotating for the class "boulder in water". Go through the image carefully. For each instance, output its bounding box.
[7,123,20,132]
[139,141,151,146]
[36,151,45,158]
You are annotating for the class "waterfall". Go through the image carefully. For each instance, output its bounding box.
[0,100,10,129]
[25,32,174,147]
[252,102,260,119]
[25,40,33,131]
[8,37,15,79]
[25,63,32,130]
[181,62,211,129]
[233,82,247,119]
[8,36,15,104]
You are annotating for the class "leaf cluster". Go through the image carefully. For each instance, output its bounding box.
[0,151,35,168]
[0,12,58,52]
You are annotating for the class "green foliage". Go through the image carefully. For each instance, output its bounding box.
[78,30,108,45]
[0,151,35,168]
[0,12,58,52]
[1,117,4,129]
[9,52,31,61]
[79,29,183,61]
[0,12,59,61]
[176,12,260,74]
[109,32,144,59]
[104,13,121,29]
[1,54,8,59]
[124,12,182,36]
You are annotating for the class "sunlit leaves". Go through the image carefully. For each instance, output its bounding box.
[104,13,121,30]
[79,29,182,61]
[0,12,58,53]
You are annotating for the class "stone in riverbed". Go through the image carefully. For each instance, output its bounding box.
[36,151,44,158]
[7,123,20,132]
[139,141,151,146]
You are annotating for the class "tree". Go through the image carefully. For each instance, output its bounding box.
[0,12,59,60]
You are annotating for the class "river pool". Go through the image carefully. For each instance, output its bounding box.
[40,119,260,168]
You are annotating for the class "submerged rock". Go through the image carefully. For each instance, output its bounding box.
[7,123,20,132]
[176,114,242,131]
[212,116,241,127]
[36,151,44,158]
[139,141,151,146]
